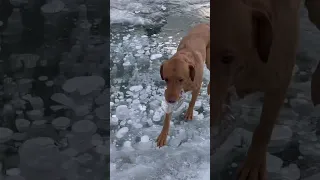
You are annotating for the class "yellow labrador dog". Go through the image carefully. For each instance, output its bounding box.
[157,23,210,147]
[210,0,320,179]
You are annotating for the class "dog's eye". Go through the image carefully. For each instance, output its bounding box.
[221,55,234,64]
[179,79,183,82]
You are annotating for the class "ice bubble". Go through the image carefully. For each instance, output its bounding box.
[116,127,129,138]
[51,93,75,108]
[52,117,71,130]
[0,127,13,143]
[299,142,320,158]
[194,101,202,110]
[150,54,163,60]
[196,113,204,120]
[111,115,119,126]
[141,135,149,143]
[153,109,164,122]
[123,141,134,151]
[62,76,105,95]
[12,133,27,141]
[116,105,130,120]
[25,96,44,110]
[139,105,147,111]
[45,80,54,87]
[266,153,283,173]
[137,137,152,150]
[133,123,143,129]
[120,120,126,126]
[280,164,300,180]
[6,168,21,176]
[19,137,61,170]
[132,99,140,104]
[31,120,47,129]
[72,120,97,135]
[129,85,143,92]
[15,119,30,132]
[123,61,131,66]
[26,109,43,121]
[269,125,292,152]
[38,76,48,81]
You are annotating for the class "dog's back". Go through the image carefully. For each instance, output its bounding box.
[177,23,210,62]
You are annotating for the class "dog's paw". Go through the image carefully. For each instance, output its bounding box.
[236,148,267,180]
[185,108,194,120]
[156,131,168,148]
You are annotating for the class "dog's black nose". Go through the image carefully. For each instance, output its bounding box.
[168,100,176,104]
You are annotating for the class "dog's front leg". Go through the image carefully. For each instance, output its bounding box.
[185,88,200,120]
[237,90,287,180]
[157,113,172,147]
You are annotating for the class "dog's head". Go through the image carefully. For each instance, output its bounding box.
[210,0,273,123]
[160,56,195,104]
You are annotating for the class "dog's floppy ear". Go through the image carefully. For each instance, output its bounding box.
[251,7,273,63]
[160,64,164,80]
[189,65,195,81]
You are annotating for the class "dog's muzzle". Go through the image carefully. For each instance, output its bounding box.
[162,90,186,113]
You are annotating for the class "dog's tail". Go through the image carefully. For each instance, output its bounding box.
[311,60,320,106]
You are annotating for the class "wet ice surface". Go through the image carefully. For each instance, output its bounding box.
[110,24,211,180]
[110,0,210,179]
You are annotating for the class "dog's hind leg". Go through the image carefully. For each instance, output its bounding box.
[311,61,320,105]
[305,0,320,30]
[185,88,201,120]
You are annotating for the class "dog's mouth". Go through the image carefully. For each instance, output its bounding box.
[162,90,186,113]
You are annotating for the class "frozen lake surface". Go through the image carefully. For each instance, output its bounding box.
[110,0,210,180]
[110,0,320,180]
